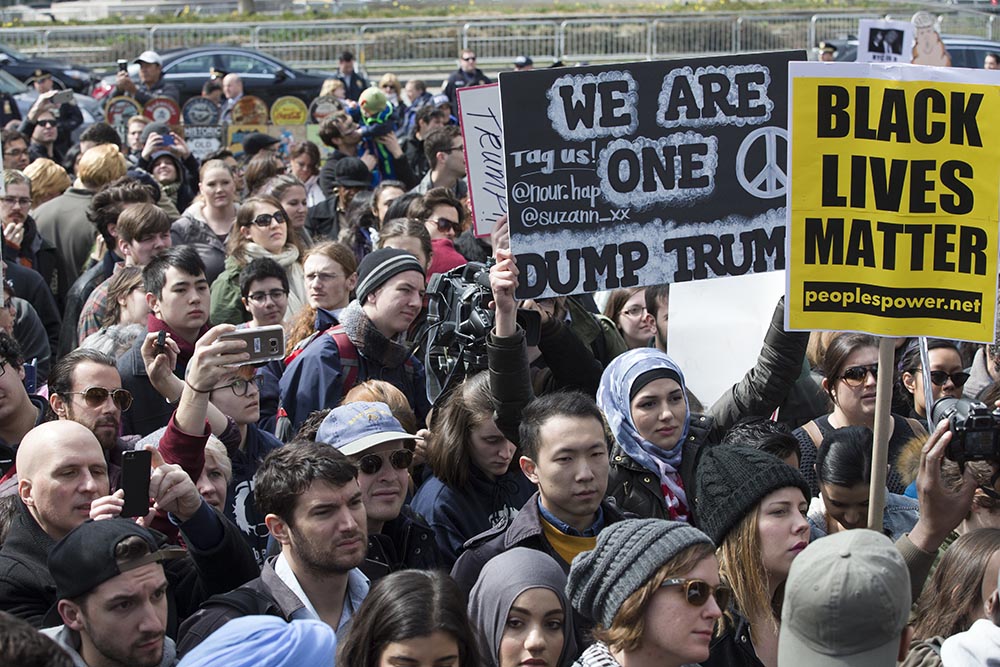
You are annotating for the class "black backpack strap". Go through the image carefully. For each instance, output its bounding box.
[203,586,283,619]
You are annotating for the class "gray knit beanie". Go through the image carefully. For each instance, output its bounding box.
[695,444,811,545]
[566,519,714,628]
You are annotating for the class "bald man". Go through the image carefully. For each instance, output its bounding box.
[219,73,244,124]
[0,422,258,630]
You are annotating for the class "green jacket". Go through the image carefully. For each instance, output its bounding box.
[210,255,249,326]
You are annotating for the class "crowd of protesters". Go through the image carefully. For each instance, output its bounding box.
[0,45,995,667]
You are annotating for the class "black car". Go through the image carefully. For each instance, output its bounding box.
[824,35,1000,68]
[94,46,336,107]
[0,43,98,93]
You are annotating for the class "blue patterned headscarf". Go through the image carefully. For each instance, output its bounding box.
[597,348,691,513]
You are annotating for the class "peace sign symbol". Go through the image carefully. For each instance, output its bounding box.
[736,126,787,199]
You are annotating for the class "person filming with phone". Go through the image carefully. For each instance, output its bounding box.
[17,71,82,167]
[115,51,180,106]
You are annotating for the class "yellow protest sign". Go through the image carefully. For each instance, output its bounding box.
[786,62,1000,341]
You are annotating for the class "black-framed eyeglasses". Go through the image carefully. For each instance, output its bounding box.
[660,578,731,609]
[246,289,288,305]
[0,196,31,208]
[357,449,413,475]
[621,305,647,318]
[62,386,133,411]
[440,145,464,153]
[430,217,461,233]
[217,375,263,396]
[927,370,971,387]
[244,211,288,228]
[3,148,27,157]
[36,119,57,128]
[840,364,878,387]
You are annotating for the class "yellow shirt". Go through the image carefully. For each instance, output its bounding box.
[540,515,597,565]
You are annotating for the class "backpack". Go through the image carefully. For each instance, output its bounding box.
[201,586,283,619]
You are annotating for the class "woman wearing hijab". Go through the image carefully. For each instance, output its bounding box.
[469,548,576,667]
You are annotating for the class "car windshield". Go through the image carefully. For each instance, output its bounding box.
[0,68,28,94]
[0,43,27,60]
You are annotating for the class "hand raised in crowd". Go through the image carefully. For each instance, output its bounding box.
[169,131,191,159]
[141,131,166,159]
[115,68,136,94]
[490,215,509,253]
[184,324,249,393]
[2,221,24,250]
[26,91,55,122]
[90,446,203,525]
[490,246,518,337]
[908,418,978,553]
[377,132,403,159]
[140,329,180,394]
[413,428,431,468]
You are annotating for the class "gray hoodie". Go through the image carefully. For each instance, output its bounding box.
[41,624,177,667]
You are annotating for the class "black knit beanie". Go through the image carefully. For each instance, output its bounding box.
[355,248,425,304]
[694,445,811,545]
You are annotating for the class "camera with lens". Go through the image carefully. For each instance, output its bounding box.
[422,261,540,405]
[930,397,1000,463]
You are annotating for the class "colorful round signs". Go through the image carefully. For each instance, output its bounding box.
[103,96,142,126]
[182,97,220,126]
[270,96,309,126]
[142,96,182,125]
[308,95,345,124]
[230,96,269,125]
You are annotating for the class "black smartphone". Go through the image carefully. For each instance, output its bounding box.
[154,330,166,356]
[117,59,128,72]
[120,450,152,518]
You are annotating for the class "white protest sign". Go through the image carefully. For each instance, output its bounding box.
[857,19,915,64]
[668,271,786,408]
[457,83,507,238]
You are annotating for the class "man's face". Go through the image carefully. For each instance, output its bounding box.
[334,116,361,148]
[242,276,287,327]
[353,441,411,530]
[147,266,209,336]
[363,271,425,338]
[521,415,609,530]
[127,123,146,152]
[283,480,367,574]
[987,55,1000,70]
[65,563,168,667]
[33,77,53,94]
[404,81,419,102]
[1,182,31,225]
[339,58,355,76]
[441,137,466,178]
[208,373,260,427]
[304,253,356,312]
[121,229,172,267]
[138,62,161,86]
[56,361,124,453]
[0,355,25,425]
[31,112,57,146]
[418,116,445,137]
[222,75,243,100]
[460,51,478,73]
[22,437,109,540]
[3,138,29,170]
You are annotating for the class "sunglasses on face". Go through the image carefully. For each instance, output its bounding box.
[660,578,731,609]
[431,217,461,233]
[357,448,413,475]
[36,119,57,128]
[926,370,971,387]
[840,364,878,387]
[462,56,477,61]
[245,211,288,228]
[62,386,133,411]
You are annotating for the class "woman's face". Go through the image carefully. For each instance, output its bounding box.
[200,167,236,211]
[906,346,966,417]
[280,185,309,231]
[196,451,228,512]
[616,290,655,349]
[642,555,723,666]
[119,285,150,325]
[290,154,316,183]
[151,155,177,185]
[499,588,564,667]
[468,419,516,479]
[243,203,288,255]
[425,204,461,241]
[828,346,878,423]
[630,377,687,452]
[980,550,1000,619]
[377,630,459,667]
[818,481,869,531]
[382,236,430,270]
[758,487,810,585]
[373,186,405,222]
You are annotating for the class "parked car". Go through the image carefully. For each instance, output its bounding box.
[93,46,336,107]
[825,35,1000,68]
[0,43,98,94]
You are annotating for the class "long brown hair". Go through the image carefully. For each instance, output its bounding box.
[427,371,495,489]
[911,528,1000,640]
[227,195,305,265]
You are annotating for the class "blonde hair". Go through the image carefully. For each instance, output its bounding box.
[343,380,418,434]
[717,508,779,636]
[592,543,716,652]
[378,73,401,96]
[77,143,128,191]
[204,436,233,484]
[320,78,346,97]
[22,158,70,207]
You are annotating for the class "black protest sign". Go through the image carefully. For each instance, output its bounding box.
[500,51,804,299]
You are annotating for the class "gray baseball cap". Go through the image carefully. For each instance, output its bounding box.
[778,529,910,667]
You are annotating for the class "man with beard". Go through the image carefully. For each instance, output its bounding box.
[47,349,134,491]
[43,520,183,667]
[177,440,369,655]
